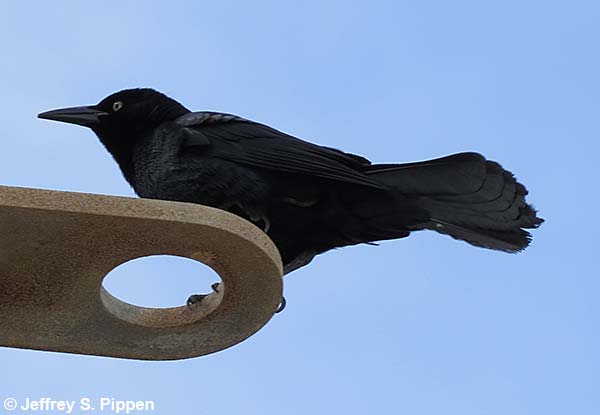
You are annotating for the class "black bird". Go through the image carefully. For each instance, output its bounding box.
[39,88,543,278]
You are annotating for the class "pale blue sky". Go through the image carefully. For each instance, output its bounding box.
[1,1,598,414]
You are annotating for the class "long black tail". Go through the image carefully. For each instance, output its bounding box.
[364,152,544,252]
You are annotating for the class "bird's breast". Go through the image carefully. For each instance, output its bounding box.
[131,135,270,213]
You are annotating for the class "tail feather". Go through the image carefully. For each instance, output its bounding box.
[365,152,543,252]
[428,219,534,252]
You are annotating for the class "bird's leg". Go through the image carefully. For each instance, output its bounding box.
[241,204,270,233]
[220,203,271,234]
[186,281,222,308]
[236,207,270,233]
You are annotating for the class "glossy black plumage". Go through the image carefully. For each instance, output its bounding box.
[38,88,543,273]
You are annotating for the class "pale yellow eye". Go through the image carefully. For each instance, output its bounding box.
[112,101,124,112]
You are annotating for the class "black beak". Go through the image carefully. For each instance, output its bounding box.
[38,106,108,127]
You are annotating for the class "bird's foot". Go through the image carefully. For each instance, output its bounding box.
[261,217,271,233]
[275,296,287,313]
[250,215,270,233]
[186,294,207,307]
[223,203,270,234]
[186,281,221,308]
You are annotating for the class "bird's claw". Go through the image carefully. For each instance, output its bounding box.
[255,216,270,233]
[186,282,221,308]
[186,294,207,308]
[275,296,286,314]
[248,213,270,233]
[261,217,271,233]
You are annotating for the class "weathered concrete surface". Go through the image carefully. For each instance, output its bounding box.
[0,185,283,360]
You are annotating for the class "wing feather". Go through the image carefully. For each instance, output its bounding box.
[176,112,385,189]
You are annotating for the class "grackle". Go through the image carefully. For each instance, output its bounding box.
[39,88,543,286]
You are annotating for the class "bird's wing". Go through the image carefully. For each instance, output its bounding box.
[176,112,386,189]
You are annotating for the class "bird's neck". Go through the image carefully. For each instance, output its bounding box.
[94,130,139,187]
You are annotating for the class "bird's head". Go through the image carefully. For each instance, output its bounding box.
[38,88,190,139]
[38,88,190,181]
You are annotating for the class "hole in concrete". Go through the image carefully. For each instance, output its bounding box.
[102,255,219,309]
[100,254,224,328]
